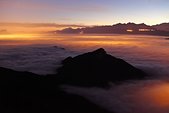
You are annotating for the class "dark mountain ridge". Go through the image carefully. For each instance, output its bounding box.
[153,23,169,31]
[57,22,169,36]
[57,48,146,86]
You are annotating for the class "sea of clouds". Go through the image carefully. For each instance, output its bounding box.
[1,44,169,113]
[0,45,77,75]
[62,79,169,113]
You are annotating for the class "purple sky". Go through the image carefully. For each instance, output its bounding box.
[0,0,169,25]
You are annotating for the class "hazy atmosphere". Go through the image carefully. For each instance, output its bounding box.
[1,0,169,113]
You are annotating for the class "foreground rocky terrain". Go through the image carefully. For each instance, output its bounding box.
[0,48,147,113]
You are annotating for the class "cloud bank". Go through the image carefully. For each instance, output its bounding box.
[0,45,77,75]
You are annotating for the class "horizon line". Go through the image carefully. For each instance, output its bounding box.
[0,21,169,27]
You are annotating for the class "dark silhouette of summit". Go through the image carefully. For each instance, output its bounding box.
[57,48,146,86]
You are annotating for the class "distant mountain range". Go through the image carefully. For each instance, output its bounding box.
[153,23,169,31]
[56,22,169,36]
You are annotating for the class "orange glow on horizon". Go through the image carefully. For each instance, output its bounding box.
[0,34,148,47]
[0,34,41,40]
[0,23,86,34]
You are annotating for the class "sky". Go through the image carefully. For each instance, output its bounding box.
[0,0,169,25]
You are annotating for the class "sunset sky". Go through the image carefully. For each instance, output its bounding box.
[0,0,169,25]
